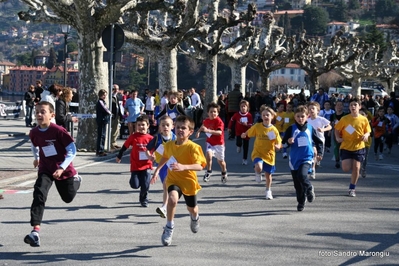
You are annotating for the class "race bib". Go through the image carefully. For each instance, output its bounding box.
[42,145,57,157]
[166,156,178,170]
[297,136,308,147]
[240,117,248,123]
[284,118,289,123]
[345,125,355,135]
[155,144,164,155]
[267,131,276,140]
[169,112,176,119]
[139,151,148,160]
[276,116,282,121]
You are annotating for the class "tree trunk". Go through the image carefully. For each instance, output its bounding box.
[351,76,362,97]
[261,75,270,92]
[307,73,320,94]
[75,32,108,151]
[157,48,178,93]
[230,62,246,95]
[205,55,218,106]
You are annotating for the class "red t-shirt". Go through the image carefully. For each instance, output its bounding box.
[29,123,77,180]
[123,133,153,171]
[202,116,224,146]
[228,111,253,137]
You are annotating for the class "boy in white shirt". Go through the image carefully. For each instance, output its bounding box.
[319,101,335,153]
[307,101,332,178]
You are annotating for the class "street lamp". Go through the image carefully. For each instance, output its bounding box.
[60,24,71,87]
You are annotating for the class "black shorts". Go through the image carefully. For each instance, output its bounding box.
[168,185,197,208]
[340,148,365,162]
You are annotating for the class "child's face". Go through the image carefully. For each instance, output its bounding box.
[169,95,178,104]
[378,109,385,117]
[240,104,248,113]
[174,121,193,139]
[295,112,307,125]
[277,104,284,112]
[308,105,318,117]
[100,93,107,100]
[131,92,137,98]
[207,107,219,119]
[324,102,331,110]
[35,105,54,127]
[136,121,149,134]
[387,107,393,114]
[261,110,273,125]
[159,119,173,135]
[286,104,293,112]
[349,102,360,114]
[335,101,343,112]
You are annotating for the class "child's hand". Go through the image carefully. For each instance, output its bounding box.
[195,131,200,138]
[150,173,158,184]
[33,159,39,168]
[361,133,370,142]
[147,154,155,161]
[288,137,294,144]
[275,143,282,150]
[116,157,121,163]
[170,162,185,171]
[52,168,64,179]
[317,127,323,132]
[316,155,323,162]
[241,133,246,138]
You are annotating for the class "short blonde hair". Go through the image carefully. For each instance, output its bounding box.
[308,101,320,111]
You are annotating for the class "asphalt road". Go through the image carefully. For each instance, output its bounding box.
[0,118,398,265]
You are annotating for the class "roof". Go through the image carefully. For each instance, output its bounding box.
[0,61,16,67]
[273,10,304,15]
[327,21,347,25]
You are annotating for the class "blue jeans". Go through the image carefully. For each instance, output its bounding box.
[129,169,151,203]
[290,163,312,204]
[25,105,34,126]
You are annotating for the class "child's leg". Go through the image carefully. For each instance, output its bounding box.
[341,159,353,172]
[217,159,227,173]
[374,137,380,155]
[162,182,168,207]
[184,194,200,233]
[265,172,272,189]
[350,159,361,186]
[206,151,213,171]
[243,139,249,160]
[129,172,140,189]
[54,176,79,204]
[236,135,242,148]
[166,188,179,225]
[138,169,151,205]
[30,173,53,228]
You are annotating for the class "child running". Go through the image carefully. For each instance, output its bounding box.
[330,101,347,168]
[359,108,372,178]
[307,101,331,178]
[282,105,324,211]
[150,115,206,246]
[156,91,185,124]
[334,98,371,197]
[241,106,282,200]
[196,102,227,183]
[228,100,253,165]
[116,115,153,207]
[146,116,176,218]
[24,101,81,247]
[371,107,390,160]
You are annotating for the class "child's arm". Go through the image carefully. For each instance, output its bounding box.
[150,156,168,184]
[321,123,332,132]
[116,144,128,163]
[30,143,39,168]
[241,130,249,139]
[169,162,203,171]
[281,126,292,146]
[311,128,324,161]
[53,142,77,179]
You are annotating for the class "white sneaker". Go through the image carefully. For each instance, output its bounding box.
[242,159,247,165]
[161,226,174,246]
[255,173,262,183]
[282,152,287,159]
[265,190,273,200]
[156,207,167,218]
[378,154,384,160]
[236,146,241,153]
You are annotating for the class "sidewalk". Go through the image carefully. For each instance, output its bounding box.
[0,118,121,188]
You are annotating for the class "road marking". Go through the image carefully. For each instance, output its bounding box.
[15,180,35,187]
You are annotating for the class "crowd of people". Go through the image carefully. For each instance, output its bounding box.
[104,84,399,246]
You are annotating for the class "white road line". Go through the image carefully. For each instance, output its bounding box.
[15,180,35,187]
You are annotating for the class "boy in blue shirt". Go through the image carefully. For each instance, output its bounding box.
[282,105,324,211]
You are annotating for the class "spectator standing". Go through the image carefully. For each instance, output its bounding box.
[55,87,78,131]
[190,88,203,129]
[34,80,44,103]
[124,89,145,135]
[111,84,123,149]
[96,89,112,156]
[310,88,329,109]
[24,85,36,127]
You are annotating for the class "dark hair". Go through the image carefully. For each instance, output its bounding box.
[207,102,220,112]
[37,101,55,113]
[349,97,361,104]
[98,89,107,97]
[136,114,150,125]
[175,115,195,130]
[48,84,63,96]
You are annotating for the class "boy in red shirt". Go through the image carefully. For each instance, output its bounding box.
[116,115,153,207]
[228,100,253,165]
[196,102,227,183]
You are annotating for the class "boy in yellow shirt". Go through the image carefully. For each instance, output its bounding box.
[335,98,371,197]
[241,106,282,200]
[282,102,295,158]
[151,115,206,246]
